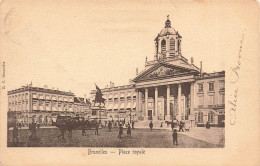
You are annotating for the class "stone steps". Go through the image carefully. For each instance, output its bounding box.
[134,120,169,129]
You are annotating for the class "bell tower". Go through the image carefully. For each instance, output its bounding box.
[154,15,182,61]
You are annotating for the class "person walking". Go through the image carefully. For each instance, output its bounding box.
[127,125,131,137]
[108,121,112,132]
[149,121,153,131]
[58,125,65,140]
[95,122,99,135]
[172,129,178,146]
[81,121,86,136]
[171,121,175,131]
[206,121,210,129]
[179,121,184,132]
[12,125,19,144]
[118,124,123,138]
[132,121,135,129]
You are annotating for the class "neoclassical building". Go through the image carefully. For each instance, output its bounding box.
[91,16,225,127]
[7,85,91,125]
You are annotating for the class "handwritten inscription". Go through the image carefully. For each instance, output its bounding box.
[229,33,244,84]
[228,31,245,125]
[229,88,238,125]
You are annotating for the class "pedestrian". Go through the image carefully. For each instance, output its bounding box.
[172,129,178,146]
[12,125,19,144]
[149,121,153,131]
[171,121,175,131]
[108,121,112,132]
[81,122,86,136]
[95,122,99,135]
[179,121,184,132]
[127,125,131,137]
[67,119,73,138]
[118,124,123,138]
[206,121,210,129]
[32,123,37,139]
[58,126,65,140]
[18,122,22,129]
[132,121,134,129]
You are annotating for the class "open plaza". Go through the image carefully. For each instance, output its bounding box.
[8,126,224,148]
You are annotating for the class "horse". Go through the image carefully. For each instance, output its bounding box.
[56,118,84,139]
[93,98,106,107]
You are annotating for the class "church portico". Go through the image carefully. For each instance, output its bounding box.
[135,81,193,122]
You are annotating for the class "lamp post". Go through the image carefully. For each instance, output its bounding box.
[129,109,132,123]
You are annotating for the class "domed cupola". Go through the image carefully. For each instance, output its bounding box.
[159,16,177,36]
[154,15,182,61]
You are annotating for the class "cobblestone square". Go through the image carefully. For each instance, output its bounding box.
[8,127,224,148]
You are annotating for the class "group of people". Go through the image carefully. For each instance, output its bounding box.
[10,122,39,144]
[93,120,133,139]
[58,120,134,139]
[118,123,132,138]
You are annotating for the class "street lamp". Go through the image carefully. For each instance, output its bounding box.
[129,109,132,123]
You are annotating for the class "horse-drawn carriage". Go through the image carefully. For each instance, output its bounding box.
[55,115,97,130]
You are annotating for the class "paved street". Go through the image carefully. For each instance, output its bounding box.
[8,127,224,148]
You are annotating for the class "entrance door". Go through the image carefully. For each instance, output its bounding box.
[218,115,225,127]
[148,110,153,120]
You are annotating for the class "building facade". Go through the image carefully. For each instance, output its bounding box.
[90,16,225,127]
[7,85,91,126]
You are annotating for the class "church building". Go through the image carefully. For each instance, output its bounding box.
[90,16,225,127]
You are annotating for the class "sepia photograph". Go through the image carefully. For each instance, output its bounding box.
[0,0,259,165]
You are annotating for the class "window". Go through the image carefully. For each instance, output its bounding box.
[208,111,214,123]
[198,83,203,92]
[161,39,166,55]
[220,94,225,105]
[198,112,203,123]
[209,82,214,91]
[92,110,97,116]
[219,81,225,91]
[170,38,175,56]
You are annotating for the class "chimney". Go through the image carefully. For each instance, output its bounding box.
[84,94,86,103]
[110,81,114,88]
[136,67,138,75]
[191,57,194,65]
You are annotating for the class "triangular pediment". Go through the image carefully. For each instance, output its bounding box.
[133,62,199,82]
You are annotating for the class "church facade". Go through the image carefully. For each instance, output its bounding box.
[90,16,225,127]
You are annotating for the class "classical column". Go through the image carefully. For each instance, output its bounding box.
[145,88,148,120]
[138,91,142,117]
[177,84,182,120]
[165,85,171,121]
[136,89,139,118]
[154,87,158,118]
[190,82,195,127]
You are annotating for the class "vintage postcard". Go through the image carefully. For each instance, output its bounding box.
[0,0,259,165]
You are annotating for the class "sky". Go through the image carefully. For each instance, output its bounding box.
[0,0,256,98]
